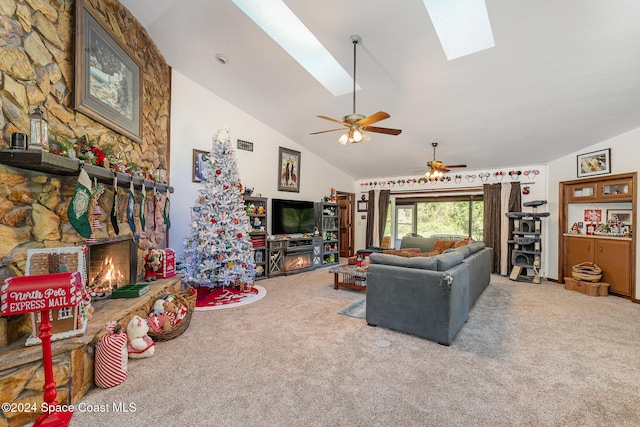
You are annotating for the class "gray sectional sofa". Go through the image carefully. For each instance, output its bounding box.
[365,241,492,345]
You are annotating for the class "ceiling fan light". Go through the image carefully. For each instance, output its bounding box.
[352,128,363,142]
[338,133,349,145]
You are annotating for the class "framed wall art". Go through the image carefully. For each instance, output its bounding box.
[277,147,300,192]
[577,148,611,178]
[192,149,208,183]
[607,209,632,224]
[74,0,142,143]
[357,201,368,212]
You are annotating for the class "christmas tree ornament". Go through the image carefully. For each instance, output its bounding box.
[67,168,92,238]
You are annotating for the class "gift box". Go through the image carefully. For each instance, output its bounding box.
[157,249,176,278]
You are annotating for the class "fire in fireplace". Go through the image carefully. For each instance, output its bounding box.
[87,238,137,295]
[284,252,312,273]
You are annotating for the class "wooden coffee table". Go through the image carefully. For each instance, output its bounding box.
[328,264,368,291]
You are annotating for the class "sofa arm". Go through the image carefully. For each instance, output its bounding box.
[365,262,470,345]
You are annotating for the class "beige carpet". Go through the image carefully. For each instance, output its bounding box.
[71,269,640,427]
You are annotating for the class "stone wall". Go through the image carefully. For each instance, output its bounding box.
[0,1,171,424]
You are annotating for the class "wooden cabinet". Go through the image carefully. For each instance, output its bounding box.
[559,172,636,300]
[564,236,631,296]
[244,196,267,279]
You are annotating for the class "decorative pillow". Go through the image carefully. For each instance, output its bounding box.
[432,239,455,254]
[383,248,421,257]
[454,238,473,248]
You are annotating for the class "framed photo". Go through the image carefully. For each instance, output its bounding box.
[357,201,368,212]
[278,147,300,192]
[192,149,208,183]
[74,0,142,143]
[607,209,632,224]
[583,209,602,223]
[577,148,611,178]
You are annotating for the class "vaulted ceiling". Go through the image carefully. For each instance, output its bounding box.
[120,0,640,180]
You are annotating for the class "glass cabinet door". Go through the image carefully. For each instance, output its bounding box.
[567,183,596,202]
[599,179,633,200]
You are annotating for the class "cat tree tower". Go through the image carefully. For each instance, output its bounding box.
[506,200,550,283]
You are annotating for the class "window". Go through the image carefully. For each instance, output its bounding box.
[395,205,415,240]
[394,195,483,240]
[57,307,73,320]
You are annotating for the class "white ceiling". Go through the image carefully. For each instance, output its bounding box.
[119,0,640,180]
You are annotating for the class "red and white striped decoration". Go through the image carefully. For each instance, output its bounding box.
[94,323,128,388]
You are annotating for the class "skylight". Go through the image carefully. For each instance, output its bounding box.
[422,0,495,60]
[232,0,356,97]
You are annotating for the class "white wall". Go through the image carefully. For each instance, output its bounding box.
[168,71,354,257]
[547,126,640,300]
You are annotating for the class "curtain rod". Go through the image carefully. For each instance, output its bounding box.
[358,181,536,196]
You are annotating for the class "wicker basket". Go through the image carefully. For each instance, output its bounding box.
[148,289,195,342]
[571,262,602,282]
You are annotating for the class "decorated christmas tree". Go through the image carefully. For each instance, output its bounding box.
[180,127,256,289]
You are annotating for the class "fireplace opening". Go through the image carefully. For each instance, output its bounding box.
[87,238,138,295]
[284,252,313,273]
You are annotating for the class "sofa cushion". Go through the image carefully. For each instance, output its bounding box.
[445,245,471,258]
[399,236,436,253]
[435,251,465,271]
[432,239,455,254]
[369,253,437,270]
[467,241,486,255]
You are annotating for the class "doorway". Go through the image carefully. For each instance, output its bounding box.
[336,192,355,258]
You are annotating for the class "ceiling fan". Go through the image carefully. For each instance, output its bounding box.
[424,142,467,179]
[310,34,402,145]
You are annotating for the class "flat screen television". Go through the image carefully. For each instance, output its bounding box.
[271,199,316,235]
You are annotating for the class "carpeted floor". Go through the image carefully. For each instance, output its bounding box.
[71,269,640,427]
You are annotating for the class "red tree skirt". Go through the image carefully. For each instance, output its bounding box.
[195,285,266,311]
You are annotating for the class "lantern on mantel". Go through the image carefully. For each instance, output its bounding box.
[156,164,167,183]
[29,105,49,152]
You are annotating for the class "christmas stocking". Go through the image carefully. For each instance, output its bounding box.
[139,184,146,232]
[127,181,136,234]
[163,193,171,229]
[68,169,92,238]
[110,176,120,235]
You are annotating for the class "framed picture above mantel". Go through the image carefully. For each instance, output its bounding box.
[74,0,142,143]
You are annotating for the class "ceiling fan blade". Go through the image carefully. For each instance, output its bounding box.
[362,126,402,135]
[317,115,349,126]
[357,111,390,127]
[310,128,344,135]
[442,164,467,169]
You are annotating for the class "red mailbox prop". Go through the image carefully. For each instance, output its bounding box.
[1,271,82,427]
